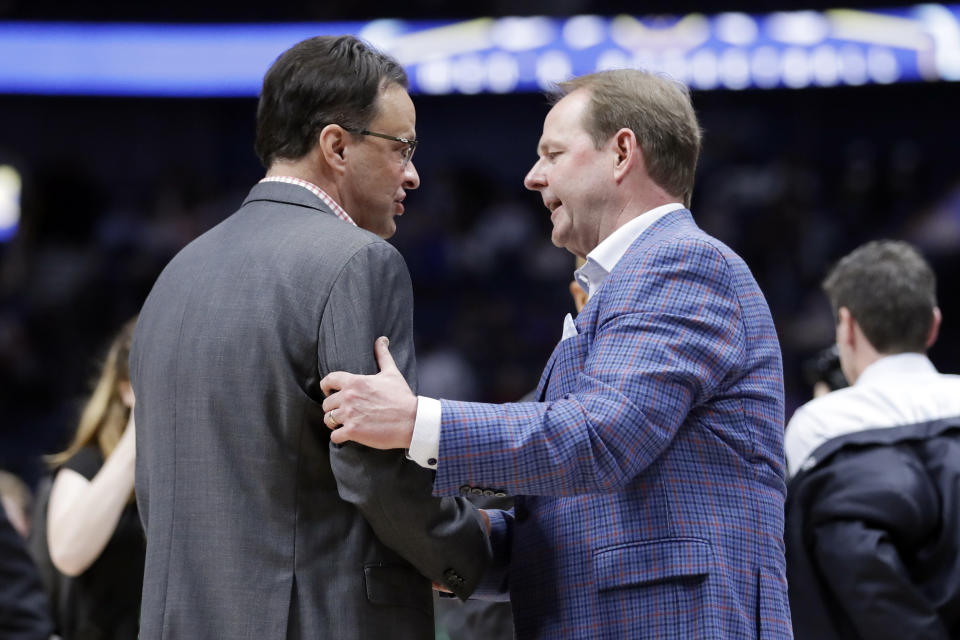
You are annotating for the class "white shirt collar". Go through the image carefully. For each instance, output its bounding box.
[574,203,684,299]
[855,352,938,385]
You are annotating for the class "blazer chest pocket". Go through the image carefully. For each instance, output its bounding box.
[593,537,715,591]
[363,563,432,616]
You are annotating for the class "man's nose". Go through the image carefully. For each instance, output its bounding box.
[403,160,420,190]
[524,158,546,191]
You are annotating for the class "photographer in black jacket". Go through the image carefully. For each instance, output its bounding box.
[785,240,960,640]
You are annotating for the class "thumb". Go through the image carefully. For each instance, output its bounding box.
[374,336,399,374]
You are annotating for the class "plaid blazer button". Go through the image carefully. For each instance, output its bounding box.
[459,485,471,496]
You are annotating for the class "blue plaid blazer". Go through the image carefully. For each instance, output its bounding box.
[436,210,792,639]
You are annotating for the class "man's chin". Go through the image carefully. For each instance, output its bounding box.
[551,235,584,257]
[551,229,567,250]
[376,219,397,240]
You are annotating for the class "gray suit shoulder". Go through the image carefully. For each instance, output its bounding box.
[238,196,406,272]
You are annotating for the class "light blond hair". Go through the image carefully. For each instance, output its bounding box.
[47,317,137,467]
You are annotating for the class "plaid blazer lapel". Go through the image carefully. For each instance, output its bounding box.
[535,347,560,401]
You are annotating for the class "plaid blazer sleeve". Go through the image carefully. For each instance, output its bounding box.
[434,236,748,496]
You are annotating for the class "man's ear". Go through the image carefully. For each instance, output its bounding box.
[612,128,638,183]
[927,306,942,349]
[836,307,855,348]
[318,124,348,173]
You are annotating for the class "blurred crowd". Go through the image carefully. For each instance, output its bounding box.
[1,83,959,488]
[0,67,958,640]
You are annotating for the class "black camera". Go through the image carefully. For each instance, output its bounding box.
[801,344,848,393]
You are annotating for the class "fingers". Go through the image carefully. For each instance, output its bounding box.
[321,389,339,412]
[323,410,339,429]
[321,393,343,433]
[320,371,355,397]
[330,425,351,445]
[373,336,400,374]
[323,398,350,443]
[322,337,393,394]
[320,337,399,447]
[323,401,350,443]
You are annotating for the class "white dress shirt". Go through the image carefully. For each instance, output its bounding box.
[408,203,685,469]
[784,353,960,477]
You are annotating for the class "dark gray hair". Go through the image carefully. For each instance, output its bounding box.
[254,35,407,168]
[822,240,937,353]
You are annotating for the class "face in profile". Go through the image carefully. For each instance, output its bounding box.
[341,84,421,239]
[524,89,616,259]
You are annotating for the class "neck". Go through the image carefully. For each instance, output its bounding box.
[847,329,885,384]
[598,191,678,246]
[265,158,341,203]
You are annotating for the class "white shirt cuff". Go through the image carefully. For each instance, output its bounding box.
[407,396,441,469]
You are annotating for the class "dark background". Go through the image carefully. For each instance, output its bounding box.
[2,1,958,485]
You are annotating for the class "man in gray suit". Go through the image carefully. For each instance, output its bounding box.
[130,36,489,639]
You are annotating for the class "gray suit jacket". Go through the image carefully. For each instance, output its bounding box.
[131,182,489,639]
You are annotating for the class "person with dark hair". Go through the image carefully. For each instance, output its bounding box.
[321,69,791,639]
[784,240,959,475]
[1,501,53,640]
[784,240,960,639]
[131,35,487,640]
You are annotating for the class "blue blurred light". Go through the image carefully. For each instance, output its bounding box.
[0,5,957,97]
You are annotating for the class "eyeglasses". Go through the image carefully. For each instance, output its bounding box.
[346,128,418,167]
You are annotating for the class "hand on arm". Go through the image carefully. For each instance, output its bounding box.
[47,416,136,577]
[321,243,491,599]
[321,336,418,450]
[431,509,494,595]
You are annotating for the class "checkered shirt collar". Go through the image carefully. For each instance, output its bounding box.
[258,176,357,227]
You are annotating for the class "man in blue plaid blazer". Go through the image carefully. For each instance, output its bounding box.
[322,69,792,639]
